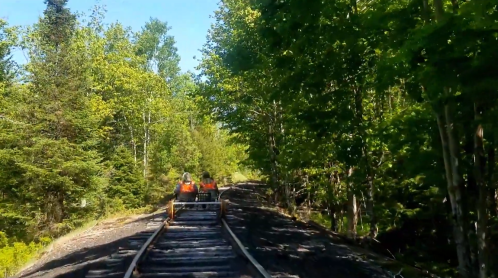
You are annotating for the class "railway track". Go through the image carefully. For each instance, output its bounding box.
[84,212,168,278]
[85,186,271,278]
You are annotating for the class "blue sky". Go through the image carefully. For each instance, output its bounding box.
[0,0,219,73]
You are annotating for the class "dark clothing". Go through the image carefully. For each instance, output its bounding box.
[176,192,197,202]
[204,189,218,201]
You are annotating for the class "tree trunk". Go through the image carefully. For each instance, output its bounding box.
[352,84,377,239]
[284,181,293,212]
[123,114,137,164]
[147,111,151,170]
[490,188,497,218]
[329,205,338,232]
[330,171,340,232]
[487,138,496,218]
[422,0,430,23]
[465,132,478,270]
[143,112,148,178]
[346,167,357,239]
[362,147,378,238]
[57,189,65,223]
[277,103,291,210]
[268,128,278,187]
[433,0,444,19]
[474,104,488,278]
[267,108,281,203]
[436,109,468,278]
[441,100,474,278]
[431,3,475,276]
[365,175,377,238]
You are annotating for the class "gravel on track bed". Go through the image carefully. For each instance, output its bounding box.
[222,183,392,278]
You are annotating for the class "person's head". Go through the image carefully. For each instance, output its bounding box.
[202,171,211,179]
[182,172,192,182]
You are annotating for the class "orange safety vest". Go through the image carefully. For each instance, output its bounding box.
[179,181,196,193]
[201,180,216,190]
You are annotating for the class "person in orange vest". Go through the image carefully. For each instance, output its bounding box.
[174,172,198,202]
[200,171,219,201]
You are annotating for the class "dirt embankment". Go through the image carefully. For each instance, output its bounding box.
[15,210,167,278]
[222,183,421,278]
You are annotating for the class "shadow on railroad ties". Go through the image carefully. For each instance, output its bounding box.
[17,214,165,278]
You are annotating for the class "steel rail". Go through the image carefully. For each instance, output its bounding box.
[221,217,272,278]
[123,185,271,278]
[122,221,166,278]
[123,201,185,278]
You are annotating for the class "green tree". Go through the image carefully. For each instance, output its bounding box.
[198,0,498,277]
[106,145,145,208]
[135,17,181,82]
[0,2,263,275]
[0,19,17,84]
[15,0,103,234]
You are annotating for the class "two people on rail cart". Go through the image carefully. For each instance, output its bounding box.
[173,171,219,202]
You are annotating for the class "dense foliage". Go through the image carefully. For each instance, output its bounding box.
[0,1,247,274]
[196,0,498,277]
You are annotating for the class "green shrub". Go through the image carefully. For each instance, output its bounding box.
[0,232,8,248]
[231,172,248,183]
[309,212,369,235]
[0,240,48,276]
